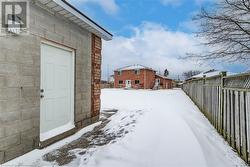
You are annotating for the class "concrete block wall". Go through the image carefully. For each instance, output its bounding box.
[0,34,41,163]
[0,1,101,163]
[30,0,94,134]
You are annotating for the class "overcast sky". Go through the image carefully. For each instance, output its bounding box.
[69,0,248,80]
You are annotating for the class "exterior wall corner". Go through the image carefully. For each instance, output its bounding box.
[91,34,102,118]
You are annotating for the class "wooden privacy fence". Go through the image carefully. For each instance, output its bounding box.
[182,72,250,164]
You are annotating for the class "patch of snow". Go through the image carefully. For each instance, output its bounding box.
[192,70,220,78]
[84,89,247,167]
[155,73,171,80]
[40,122,75,141]
[191,70,235,79]
[3,89,247,167]
[115,64,154,71]
[2,122,101,167]
[71,109,144,167]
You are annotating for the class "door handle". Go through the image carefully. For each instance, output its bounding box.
[40,89,44,99]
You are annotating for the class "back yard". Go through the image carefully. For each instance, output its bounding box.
[3,89,247,167]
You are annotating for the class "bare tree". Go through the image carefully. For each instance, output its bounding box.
[183,70,201,79]
[189,0,250,62]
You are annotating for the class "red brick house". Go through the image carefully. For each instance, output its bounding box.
[114,65,172,89]
[155,74,173,89]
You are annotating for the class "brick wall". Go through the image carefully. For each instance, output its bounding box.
[144,69,156,89]
[155,76,173,89]
[114,69,173,89]
[91,35,102,118]
[166,79,173,89]
[114,69,155,89]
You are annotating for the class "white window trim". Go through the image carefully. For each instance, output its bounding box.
[135,69,140,75]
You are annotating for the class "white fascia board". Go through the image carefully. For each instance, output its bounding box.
[52,0,112,41]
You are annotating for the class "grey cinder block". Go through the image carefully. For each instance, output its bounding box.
[0,151,4,164]
[0,134,20,150]
[0,128,5,139]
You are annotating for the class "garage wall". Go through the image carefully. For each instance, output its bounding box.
[0,33,40,163]
[0,1,97,163]
[30,2,92,123]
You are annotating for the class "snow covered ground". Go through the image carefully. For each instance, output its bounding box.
[3,89,247,167]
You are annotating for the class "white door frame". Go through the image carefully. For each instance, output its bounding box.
[155,78,160,86]
[125,80,132,88]
[40,40,75,141]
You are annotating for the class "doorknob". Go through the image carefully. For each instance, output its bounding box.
[40,89,44,99]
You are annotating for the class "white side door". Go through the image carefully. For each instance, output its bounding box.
[125,80,132,88]
[40,42,74,141]
[155,79,160,86]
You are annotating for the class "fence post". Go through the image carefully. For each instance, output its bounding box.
[220,72,227,134]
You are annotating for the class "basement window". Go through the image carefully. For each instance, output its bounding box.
[135,80,140,84]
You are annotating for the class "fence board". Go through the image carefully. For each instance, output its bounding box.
[212,87,215,125]
[246,92,250,163]
[182,72,250,164]
[227,90,231,143]
[235,91,241,153]
[230,90,235,148]
[218,86,222,130]
[223,89,227,138]
[240,91,248,161]
[218,86,222,133]
[215,86,219,129]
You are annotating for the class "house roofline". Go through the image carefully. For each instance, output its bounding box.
[114,64,156,72]
[37,0,113,41]
[155,74,172,80]
[61,0,113,37]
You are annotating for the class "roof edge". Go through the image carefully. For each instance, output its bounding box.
[53,0,113,40]
[114,64,156,72]
[155,74,172,80]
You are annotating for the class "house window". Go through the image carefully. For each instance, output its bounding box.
[118,71,122,76]
[119,80,123,84]
[135,69,140,75]
[135,80,140,84]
